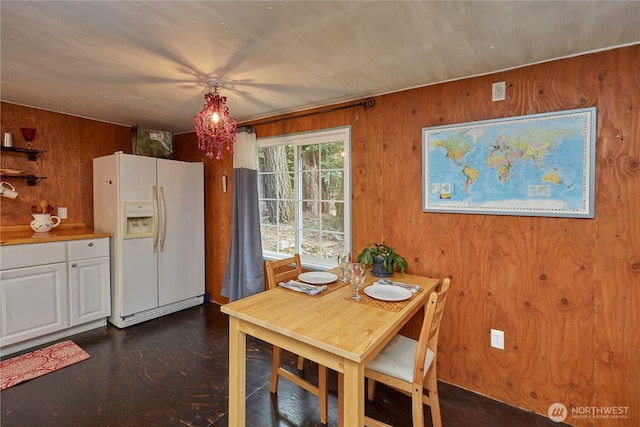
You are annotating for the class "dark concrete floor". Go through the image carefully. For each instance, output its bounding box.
[1,303,567,426]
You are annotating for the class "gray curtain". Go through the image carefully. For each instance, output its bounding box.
[221,127,264,301]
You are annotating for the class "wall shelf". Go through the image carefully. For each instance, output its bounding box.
[1,145,47,185]
[0,174,47,186]
[1,146,47,161]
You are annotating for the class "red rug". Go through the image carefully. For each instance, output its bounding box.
[0,340,90,390]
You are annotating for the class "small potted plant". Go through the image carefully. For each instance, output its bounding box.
[356,242,408,277]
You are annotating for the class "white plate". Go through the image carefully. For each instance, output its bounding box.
[298,271,338,285]
[364,284,412,302]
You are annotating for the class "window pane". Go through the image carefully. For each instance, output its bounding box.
[261,225,278,252]
[332,201,345,227]
[321,231,344,259]
[301,230,345,260]
[322,201,344,233]
[277,226,296,254]
[277,172,294,199]
[301,170,321,201]
[300,144,320,170]
[301,229,321,257]
[259,145,292,173]
[320,141,345,169]
[322,171,344,202]
[278,200,295,228]
[302,200,321,231]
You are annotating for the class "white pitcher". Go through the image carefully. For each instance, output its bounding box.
[30,213,61,233]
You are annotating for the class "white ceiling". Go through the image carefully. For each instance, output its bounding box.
[1,1,639,134]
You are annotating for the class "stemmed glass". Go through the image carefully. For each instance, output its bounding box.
[337,253,351,283]
[20,128,36,149]
[349,262,366,301]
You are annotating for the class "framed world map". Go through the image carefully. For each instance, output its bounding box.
[422,107,596,218]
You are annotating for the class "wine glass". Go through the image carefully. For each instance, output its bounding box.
[349,262,366,301]
[337,253,351,282]
[20,128,36,149]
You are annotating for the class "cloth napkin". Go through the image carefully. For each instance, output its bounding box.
[279,280,327,296]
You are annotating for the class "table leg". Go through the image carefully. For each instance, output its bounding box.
[342,359,364,426]
[338,372,344,427]
[228,317,246,426]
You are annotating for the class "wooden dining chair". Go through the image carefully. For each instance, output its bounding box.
[264,254,329,424]
[364,278,451,427]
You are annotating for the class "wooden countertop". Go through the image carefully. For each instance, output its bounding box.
[0,223,110,245]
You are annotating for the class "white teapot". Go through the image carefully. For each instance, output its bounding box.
[30,213,61,233]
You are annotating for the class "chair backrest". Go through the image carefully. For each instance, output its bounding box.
[264,254,303,290]
[413,278,451,383]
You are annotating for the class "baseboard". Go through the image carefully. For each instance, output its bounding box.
[108,296,204,328]
[0,318,107,358]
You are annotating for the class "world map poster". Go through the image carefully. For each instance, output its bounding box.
[422,107,596,218]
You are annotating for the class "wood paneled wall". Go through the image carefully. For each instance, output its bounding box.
[247,45,640,426]
[1,45,637,425]
[0,104,130,228]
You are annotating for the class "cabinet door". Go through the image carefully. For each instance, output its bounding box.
[68,257,111,326]
[0,263,68,347]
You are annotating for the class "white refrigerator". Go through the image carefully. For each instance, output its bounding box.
[93,152,204,328]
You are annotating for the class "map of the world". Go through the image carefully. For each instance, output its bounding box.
[422,108,596,218]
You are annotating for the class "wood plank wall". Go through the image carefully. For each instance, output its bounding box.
[247,45,640,426]
[1,45,637,425]
[0,104,130,228]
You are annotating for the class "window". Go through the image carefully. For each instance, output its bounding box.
[257,127,351,270]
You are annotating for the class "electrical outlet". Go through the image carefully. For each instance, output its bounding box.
[491,329,504,350]
[58,207,68,219]
[492,81,506,101]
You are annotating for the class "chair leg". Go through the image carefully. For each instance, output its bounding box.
[270,346,281,394]
[318,365,328,424]
[425,369,442,427]
[297,355,305,371]
[411,384,425,427]
[367,378,376,401]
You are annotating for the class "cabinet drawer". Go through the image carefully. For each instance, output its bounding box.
[67,238,109,261]
[0,242,66,270]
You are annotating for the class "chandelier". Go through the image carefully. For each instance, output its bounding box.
[194,79,238,160]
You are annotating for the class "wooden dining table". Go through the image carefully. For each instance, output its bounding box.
[221,269,440,426]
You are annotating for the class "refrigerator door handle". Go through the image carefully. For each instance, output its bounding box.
[159,186,167,252]
[152,185,159,253]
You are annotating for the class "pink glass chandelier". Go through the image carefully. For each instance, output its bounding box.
[194,79,237,160]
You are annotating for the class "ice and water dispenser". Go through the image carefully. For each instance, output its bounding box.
[123,201,155,238]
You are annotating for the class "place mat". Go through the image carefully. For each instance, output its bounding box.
[344,284,423,311]
[280,279,349,298]
[0,340,90,390]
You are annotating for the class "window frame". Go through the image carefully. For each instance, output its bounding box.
[257,126,352,270]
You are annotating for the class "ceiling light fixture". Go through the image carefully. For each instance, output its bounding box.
[194,78,237,160]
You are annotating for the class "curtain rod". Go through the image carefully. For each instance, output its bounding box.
[247,97,376,127]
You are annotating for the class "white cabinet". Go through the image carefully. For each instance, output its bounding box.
[67,239,111,326]
[0,262,68,346]
[0,237,110,356]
